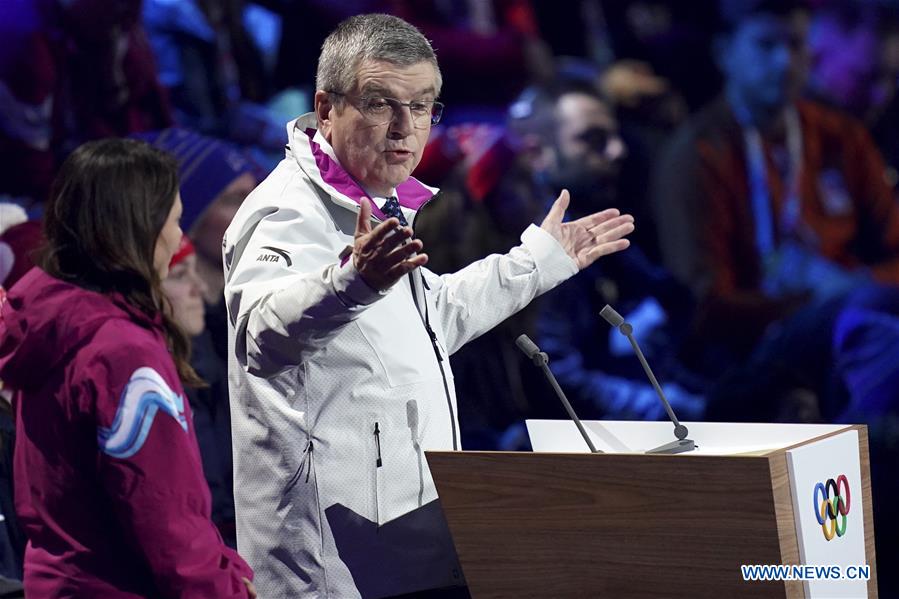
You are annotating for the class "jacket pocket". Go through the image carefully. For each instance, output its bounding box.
[369,416,384,526]
[285,437,315,494]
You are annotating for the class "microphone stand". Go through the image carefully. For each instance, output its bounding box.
[600,306,696,455]
[516,335,600,453]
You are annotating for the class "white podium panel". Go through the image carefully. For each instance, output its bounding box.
[526,419,848,455]
[787,430,868,598]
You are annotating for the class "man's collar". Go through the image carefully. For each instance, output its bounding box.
[311,129,339,163]
[312,133,398,204]
[288,114,438,220]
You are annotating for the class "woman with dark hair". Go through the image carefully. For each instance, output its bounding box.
[0,139,255,597]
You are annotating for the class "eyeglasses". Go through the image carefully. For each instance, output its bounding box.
[328,92,444,128]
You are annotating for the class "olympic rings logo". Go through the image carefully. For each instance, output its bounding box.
[813,475,851,541]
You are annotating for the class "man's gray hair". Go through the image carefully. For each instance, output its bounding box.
[316,14,442,96]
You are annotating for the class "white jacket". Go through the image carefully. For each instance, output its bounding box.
[223,114,578,598]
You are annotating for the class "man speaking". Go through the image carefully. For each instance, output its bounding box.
[223,13,634,598]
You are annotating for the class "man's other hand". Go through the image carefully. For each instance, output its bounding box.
[353,198,429,290]
[540,189,634,270]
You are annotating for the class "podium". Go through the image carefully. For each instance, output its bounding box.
[426,421,878,598]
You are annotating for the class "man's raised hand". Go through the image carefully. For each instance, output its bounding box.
[353,198,428,290]
[540,189,634,270]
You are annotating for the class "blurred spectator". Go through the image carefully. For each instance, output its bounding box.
[806,1,882,120]
[143,0,286,150]
[162,234,237,547]
[0,323,24,592]
[653,0,899,419]
[803,0,899,187]
[0,385,24,593]
[531,0,616,66]
[536,1,721,111]
[0,204,29,291]
[0,0,173,204]
[0,211,32,588]
[550,57,687,259]
[599,59,671,111]
[867,16,899,187]
[190,182,257,310]
[517,78,704,422]
[0,221,42,292]
[134,127,262,356]
[0,206,26,238]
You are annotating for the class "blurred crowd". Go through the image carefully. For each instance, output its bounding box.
[1,0,898,593]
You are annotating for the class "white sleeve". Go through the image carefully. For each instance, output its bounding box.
[423,224,578,355]
[224,201,384,378]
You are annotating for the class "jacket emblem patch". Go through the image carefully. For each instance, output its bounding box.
[258,246,292,267]
[98,367,188,459]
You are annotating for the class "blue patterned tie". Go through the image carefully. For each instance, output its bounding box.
[380,196,408,227]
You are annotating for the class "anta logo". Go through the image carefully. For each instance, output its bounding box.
[257,246,292,267]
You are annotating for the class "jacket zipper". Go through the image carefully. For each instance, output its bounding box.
[303,440,314,483]
[408,271,458,450]
[426,320,457,450]
[372,421,382,527]
[374,422,383,468]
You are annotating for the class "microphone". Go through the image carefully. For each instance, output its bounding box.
[515,334,600,453]
[599,305,695,454]
[515,334,546,366]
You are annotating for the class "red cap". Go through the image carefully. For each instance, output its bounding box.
[169,234,195,268]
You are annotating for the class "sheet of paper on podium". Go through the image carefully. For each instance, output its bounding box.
[526,419,848,455]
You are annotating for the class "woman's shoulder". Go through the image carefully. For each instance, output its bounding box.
[80,316,169,367]
[93,316,164,348]
[60,313,184,432]
[74,318,178,391]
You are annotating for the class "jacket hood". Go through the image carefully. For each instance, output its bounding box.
[0,268,158,390]
[286,113,439,223]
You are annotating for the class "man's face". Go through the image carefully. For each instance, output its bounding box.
[720,14,806,112]
[550,92,626,202]
[318,60,438,197]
